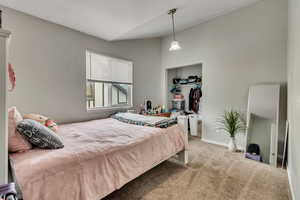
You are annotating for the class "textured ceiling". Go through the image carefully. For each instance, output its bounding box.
[0,0,260,41]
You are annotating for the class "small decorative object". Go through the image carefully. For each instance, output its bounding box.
[144,98,152,111]
[146,100,152,111]
[139,104,146,115]
[23,113,58,132]
[217,110,246,152]
[153,105,163,114]
[161,105,166,113]
[8,63,16,92]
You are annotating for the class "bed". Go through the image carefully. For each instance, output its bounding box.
[9,117,188,200]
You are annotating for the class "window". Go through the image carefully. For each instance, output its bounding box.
[86,51,133,110]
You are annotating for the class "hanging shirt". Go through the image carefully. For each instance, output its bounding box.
[189,87,202,113]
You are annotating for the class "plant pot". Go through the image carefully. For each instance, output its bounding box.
[228,137,237,152]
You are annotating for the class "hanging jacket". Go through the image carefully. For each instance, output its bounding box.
[189,87,202,113]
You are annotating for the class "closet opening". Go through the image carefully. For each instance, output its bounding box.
[165,63,203,138]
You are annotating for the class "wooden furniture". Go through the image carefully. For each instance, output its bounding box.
[0,29,11,184]
[145,112,171,118]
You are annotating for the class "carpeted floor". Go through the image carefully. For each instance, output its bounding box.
[104,138,290,200]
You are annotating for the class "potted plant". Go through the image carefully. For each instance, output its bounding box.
[217,110,246,152]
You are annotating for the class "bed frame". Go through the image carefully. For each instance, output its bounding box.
[0,28,11,185]
[176,116,189,165]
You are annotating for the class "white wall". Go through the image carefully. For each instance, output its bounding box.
[287,0,300,199]
[161,0,287,146]
[0,6,162,123]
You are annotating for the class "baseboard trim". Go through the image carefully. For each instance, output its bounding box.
[287,166,296,200]
[201,138,228,147]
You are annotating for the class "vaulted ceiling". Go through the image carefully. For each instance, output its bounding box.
[0,0,260,41]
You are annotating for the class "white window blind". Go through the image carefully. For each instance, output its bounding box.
[86,51,133,84]
[86,51,133,110]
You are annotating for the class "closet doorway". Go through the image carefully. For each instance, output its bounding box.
[166,63,203,113]
[165,63,203,137]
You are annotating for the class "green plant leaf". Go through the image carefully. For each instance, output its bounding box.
[217,109,246,138]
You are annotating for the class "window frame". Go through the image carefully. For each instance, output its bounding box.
[85,51,133,111]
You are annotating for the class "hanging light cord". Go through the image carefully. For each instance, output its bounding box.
[171,12,176,41]
[169,9,177,41]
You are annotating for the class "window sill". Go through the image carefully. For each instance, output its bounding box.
[87,105,133,113]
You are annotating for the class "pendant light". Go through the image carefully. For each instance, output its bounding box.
[168,8,181,51]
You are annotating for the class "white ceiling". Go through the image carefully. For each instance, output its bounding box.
[0,0,260,41]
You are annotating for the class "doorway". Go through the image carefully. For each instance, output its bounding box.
[165,63,203,138]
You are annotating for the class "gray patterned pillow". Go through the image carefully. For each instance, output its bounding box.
[16,119,64,149]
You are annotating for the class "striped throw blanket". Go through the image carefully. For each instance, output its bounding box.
[112,112,177,128]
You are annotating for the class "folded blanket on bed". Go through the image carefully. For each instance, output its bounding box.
[112,112,177,128]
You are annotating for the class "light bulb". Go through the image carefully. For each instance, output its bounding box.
[169,40,182,51]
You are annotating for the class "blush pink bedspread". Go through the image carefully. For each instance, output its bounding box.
[10,118,187,200]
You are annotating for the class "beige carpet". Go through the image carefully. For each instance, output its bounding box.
[104,138,290,200]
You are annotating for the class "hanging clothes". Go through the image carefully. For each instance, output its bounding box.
[189,87,202,113]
